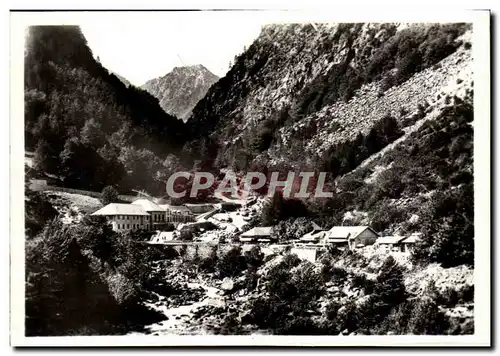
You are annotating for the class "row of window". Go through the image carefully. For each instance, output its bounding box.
[153,214,165,222]
[115,215,145,220]
[166,211,191,216]
[113,214,167,222]
[116,223,152,230]
[166,215,195,222]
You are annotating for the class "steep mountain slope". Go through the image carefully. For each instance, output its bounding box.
[111,71,131,87]
[185,23,470,170]
[141,65,219,122]
[183,22,474,267]
[25,26,188,194]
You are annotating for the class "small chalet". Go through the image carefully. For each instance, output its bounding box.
[299,222,327,244]
[240,227,273,243]
[325,226,379,250]
[375,236,407,252]
[400,233,422,253]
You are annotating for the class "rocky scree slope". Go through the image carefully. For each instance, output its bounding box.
[141,65,219,122]
[271,30,473,167]
[184,22,470,170]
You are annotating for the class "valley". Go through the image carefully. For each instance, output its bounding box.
[23,21,476,337]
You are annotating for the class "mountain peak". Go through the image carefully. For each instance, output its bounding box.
[141,65,219,122]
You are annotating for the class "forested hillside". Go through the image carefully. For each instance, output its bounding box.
[25,26,188,195]
[184,23,470,170]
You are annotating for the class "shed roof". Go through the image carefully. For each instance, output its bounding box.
[132,199,164,212]
[150,231,176,243]
[91,203,150,216]
[328,238,350,243]
[401,234,422,244]
[301,230,325,239]
[241,227,273,237]
[311,222,326,231]
[326,226,378,240]
[300,235,321,242]
[240,236,255,242]
[376,236,407,244]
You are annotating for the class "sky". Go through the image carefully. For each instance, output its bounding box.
[80,12,270,86]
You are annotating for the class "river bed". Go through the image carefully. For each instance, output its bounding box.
[128,281,225,336]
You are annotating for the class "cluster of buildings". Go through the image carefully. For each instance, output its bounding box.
[91,199,216,232]
[91,199,421,255]
[238,223,421,253]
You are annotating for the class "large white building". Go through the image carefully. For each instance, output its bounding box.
[92,199,173,232]
[91,203,151,232]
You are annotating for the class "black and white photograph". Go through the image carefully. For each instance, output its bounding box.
[9,8,490,347]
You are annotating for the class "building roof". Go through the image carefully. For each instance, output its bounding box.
[376,236,407,244]
[150,231,176,243]
[185,203,215,208]
[177,220,217,231]
[131,199,164,212]
[326,226,378,240]
[401,234,422,244]
[300,235,321,242]
[328,238,350,243]
[241,227,273,237]
[311,222,326,231]
[91,203,150,216]
[300,230,325,241]
[160,204,192,212]
[240,236,255,242]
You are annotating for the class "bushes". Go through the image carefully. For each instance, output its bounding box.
[321,115,403,178]
[261,192,311,226]
[367,23,468,87]
[357,256,407,329]
[246,256,324,334]
[351,274,375,294]
[198,248,218,273]
[251,121,275,152]
[214,246,266,280]
[291,23,467,119]
[331,266,348,284]
[25,186,59,239]
[25,215,171,336]
[272,217,314,242]
[314,98,473,264]
[25,221,126,335]
[216,246,246,278]
[434,284,474,307]
[100,185,119,205]
[373,297,449,335]
[375,256,407,305]
[369,199,405,233]
[413,183,474,267]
